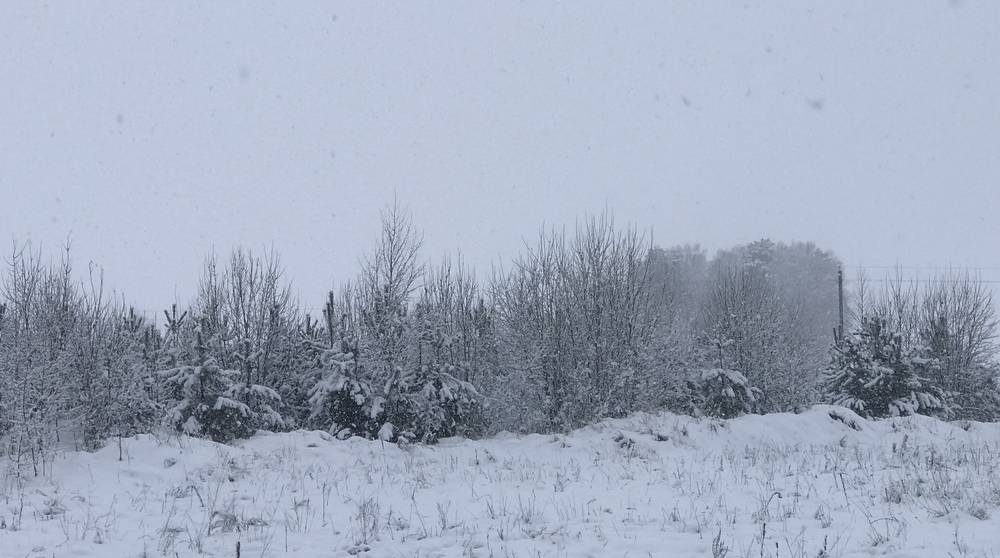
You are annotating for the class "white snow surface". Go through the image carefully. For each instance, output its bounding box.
[3,406,1000,557]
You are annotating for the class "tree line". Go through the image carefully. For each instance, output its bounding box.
[1,204,997,474]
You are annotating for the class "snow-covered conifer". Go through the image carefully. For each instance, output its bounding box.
[824,317,947,418]
[688,368,761,418]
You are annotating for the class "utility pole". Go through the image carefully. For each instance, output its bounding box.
[837,267,845,344]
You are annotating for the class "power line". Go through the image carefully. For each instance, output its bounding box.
[844,278,1000,285]
[847,265,1000,271]
[842,265,1000,284]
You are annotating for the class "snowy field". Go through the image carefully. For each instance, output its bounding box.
[3,407,1000,558]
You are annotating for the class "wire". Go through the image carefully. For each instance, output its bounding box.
[847,265,1000,271]
[844,278,1000,285]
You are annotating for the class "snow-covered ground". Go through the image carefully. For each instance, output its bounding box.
[3,407,1000,557]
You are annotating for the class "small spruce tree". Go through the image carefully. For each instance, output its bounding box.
[688,368,761,419]
[307,345,376,438]
[159,334,254,442]
[824,317,947,418]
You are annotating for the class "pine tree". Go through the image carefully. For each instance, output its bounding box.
[307,346,375,438]
[824,317,947,418]
[159,333,255,443]
[688,368,761,418]
[102,308,160,457]
[393,361,482,442]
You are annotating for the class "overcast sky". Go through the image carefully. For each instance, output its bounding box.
[2,2,999,315]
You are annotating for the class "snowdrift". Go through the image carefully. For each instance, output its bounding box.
[2,406,999,557]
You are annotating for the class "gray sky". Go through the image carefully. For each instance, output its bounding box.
[3,1,1000,315]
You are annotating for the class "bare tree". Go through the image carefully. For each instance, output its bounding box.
[490,214,655,431]
[702,264,785,385]
[0,243,78,473]
[357,202,424,400]
[491,226,570,431]
[921,271,997,375]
